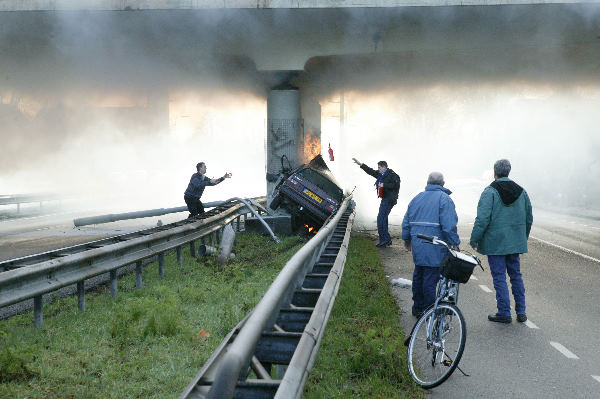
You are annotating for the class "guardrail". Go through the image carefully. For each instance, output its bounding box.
[180,196,355,399]
[0,193,62,212]
[0,199,266,327]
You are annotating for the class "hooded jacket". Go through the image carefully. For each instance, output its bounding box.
[469,177,533,255]
[401,185,460,267]
[360,164,401,203]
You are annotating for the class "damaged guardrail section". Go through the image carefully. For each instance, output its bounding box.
[180,196,355,399]
[0,199,265,327]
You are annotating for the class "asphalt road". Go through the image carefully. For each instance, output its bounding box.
[383,209,600,399]
[0,210,186,261]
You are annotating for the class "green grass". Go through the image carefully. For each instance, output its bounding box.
[0,233,423,398]
[0,233,306,399]
[303,235,425,399]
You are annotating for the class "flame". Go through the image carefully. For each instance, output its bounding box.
[303,130,321,162]
[303,224,316,234]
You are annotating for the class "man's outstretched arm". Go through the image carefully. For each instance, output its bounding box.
[353,157,378,178]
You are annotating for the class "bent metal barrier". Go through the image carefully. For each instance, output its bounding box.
[0,198,266,327]
[180,196,355,399]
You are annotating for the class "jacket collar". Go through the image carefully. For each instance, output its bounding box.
[425,184,452,195]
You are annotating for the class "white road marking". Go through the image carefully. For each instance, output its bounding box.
[549,342,579,359]
[470,275,478,280]
[530,236,600,264]
[524,320,539,329]
[479,284,493,293]
[592,375,600,384]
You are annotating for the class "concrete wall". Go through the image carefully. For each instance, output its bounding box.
[0,0,596,12]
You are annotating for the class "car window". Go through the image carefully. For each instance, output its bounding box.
[297,168,343,202]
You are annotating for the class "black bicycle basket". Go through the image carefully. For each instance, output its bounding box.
[441,252,477,284]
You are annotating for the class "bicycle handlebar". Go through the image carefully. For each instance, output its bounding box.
[417,234,434,242]
[416,234,484,269]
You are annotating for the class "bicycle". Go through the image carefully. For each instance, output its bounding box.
[405,234,484,389]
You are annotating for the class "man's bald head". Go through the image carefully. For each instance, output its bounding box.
[427,172,445,186]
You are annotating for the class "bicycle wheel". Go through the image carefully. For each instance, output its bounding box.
[407,303,466,388]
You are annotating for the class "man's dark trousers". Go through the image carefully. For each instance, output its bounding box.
[184,195,205,218]
[377,197,394,244]
[412,265,440,315]
[488,254,526,317]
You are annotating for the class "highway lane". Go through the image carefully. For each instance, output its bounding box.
[382,211,600,398]
[0,210,186,261]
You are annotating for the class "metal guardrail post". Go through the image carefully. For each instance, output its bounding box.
[158,253,165,277]
[176,247,183,265]
[34,296,43,328]
[190,241,196,258]
[136,261,143,289]
[77,282,85,311]
[110,270,117,297]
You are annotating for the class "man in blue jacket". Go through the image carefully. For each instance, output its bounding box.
[470,159,533,324]
[402,172,460,317]
[184,162,231,218]
[353,157,401,247]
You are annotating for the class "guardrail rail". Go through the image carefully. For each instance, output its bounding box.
[0,198,266,327]
[180,196,355,399]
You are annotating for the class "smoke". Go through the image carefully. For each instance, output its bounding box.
[0,4,599,218]
[320,83,600,227]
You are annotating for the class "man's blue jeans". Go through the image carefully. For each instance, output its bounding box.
[412,265,440,315]
[377,198,394,244]
[488,254,526,316]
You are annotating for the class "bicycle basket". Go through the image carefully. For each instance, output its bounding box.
[441,251,478,283]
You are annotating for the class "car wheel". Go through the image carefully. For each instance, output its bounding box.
[270,194,282,210]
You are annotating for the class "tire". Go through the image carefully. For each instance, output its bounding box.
[407,303,466,389]
[269,194,282,210]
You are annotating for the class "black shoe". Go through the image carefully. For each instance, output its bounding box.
[376,240,392,248]
[412,310,424,318]
[517,314,527,323]
[488,313,512,323]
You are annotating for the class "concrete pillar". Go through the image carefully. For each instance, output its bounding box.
[300,96,322,164]
[266,89,302,200]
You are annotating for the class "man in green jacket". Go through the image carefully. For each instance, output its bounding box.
[470,159,533,324]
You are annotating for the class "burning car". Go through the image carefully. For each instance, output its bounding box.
[270,155,344,230]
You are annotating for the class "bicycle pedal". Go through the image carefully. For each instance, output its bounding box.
[442,360,452,367]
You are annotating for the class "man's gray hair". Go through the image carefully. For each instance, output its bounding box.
[494,159,511,178]
[427,171,444,185]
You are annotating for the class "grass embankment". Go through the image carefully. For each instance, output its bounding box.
[0,233,306,399]
[304,235,424,399]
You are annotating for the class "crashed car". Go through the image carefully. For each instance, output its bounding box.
[270,155,344,229]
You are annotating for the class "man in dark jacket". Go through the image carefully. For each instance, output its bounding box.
[402,172,460,317]
[184,162,231,218]
[470,159,533,324]
[353,157,401,247]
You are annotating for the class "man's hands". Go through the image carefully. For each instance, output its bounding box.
[404,240,412,252]
[352,157,362,166]
[211,173,232,184]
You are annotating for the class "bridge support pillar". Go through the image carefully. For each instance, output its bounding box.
[266,89,302,205]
